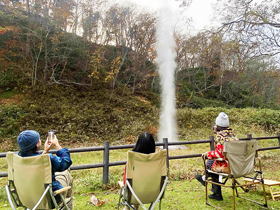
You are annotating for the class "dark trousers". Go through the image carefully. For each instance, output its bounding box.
[206,159,222,195]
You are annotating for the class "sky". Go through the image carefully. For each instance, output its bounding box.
[115,0,218,32]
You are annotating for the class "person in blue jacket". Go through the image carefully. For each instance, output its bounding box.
[17,130,73,206]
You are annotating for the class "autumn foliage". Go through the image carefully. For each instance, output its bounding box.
[0,0,280,109]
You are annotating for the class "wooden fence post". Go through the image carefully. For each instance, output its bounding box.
[163,138,169,170]
[209,136,215,151]
[103,142,110,185]
[277,133,280,146]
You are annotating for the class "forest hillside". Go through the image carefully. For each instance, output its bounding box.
[1,0,280,151]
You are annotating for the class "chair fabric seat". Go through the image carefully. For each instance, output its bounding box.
[5,152,72,210]
[126,150,167,204]
[118,149,168,210]
[7,153,52,209]
[223,140,258,178]
[203,139,268,210]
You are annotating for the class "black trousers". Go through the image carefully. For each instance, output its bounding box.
[206,159,222,195]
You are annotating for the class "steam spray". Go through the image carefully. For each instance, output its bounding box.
[156,0,178,143]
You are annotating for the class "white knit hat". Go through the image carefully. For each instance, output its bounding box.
[215,112,229,127]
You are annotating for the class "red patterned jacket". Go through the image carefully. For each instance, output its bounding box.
[207,128,238,170]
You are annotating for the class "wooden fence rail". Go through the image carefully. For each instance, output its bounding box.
[1,134,280,184]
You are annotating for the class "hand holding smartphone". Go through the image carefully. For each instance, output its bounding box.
[48,130,55,142]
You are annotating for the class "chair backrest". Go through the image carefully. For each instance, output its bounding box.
[6,152,52,209]
[223,140,258,178]
[125,149,167,205]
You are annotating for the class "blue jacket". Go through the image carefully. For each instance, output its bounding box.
[18,148,72,192]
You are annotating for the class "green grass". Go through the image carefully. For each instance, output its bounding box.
[1,132,280,209]
[2,70,280,209]
[0,90,16,99]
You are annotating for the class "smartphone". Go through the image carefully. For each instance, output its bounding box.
[48,130,55,142]
[213,124,217,131]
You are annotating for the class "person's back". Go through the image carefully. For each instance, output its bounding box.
[208,127,238,158]
[208,128,238,173]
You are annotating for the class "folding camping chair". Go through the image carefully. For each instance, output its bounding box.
[5,152,72,210]
[203,139,268,210]
[117,150,168,210]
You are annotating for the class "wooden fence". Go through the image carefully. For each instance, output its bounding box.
[1,134,280,184]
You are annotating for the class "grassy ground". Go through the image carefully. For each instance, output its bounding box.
[2,74,280,209]
[1,131,280,209]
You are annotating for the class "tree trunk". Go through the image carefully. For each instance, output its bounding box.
[26,0,30,16]
[132,74,136,93]
[219,74,223,94]
[43,38,48,92]
[112,71,119,90]
[74,0,79,35]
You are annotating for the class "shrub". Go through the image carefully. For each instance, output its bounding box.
[0,105,25,139]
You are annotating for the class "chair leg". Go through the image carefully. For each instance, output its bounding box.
[262,183,268,207]
[60,194,70,210]
[117,191,122,210]
[269,186,274,201]
[205,181,209,205]
[148,202,153,210]
[235,179,247,194]
[5,185,17,210]
[232,178,236,210]
[234,181,239,198]
[260,176,268,207]
[125,202,135,210]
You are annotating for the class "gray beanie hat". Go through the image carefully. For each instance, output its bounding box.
[215,112,229,127]
[17,130,40,152]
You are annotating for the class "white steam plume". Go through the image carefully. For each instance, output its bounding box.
[156,0,177,142]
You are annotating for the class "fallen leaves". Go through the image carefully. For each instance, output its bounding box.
[136,95,151,106]
[125,135,135,145]
[90,195,98,205]
[90,195,105,207]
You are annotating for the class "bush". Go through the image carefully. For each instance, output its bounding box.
[0,72,18,89]
[250,109,280,131]
[0,105,25,139]
[176,107,279,131]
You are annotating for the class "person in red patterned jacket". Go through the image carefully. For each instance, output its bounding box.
[195,112,238,201]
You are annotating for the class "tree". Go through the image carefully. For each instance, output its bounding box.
[99,3,157,92]
[218,58,279,108]
[216,0,280,64]
[0,1,90,88]
[176,31,226,96]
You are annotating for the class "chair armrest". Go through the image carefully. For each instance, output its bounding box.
[118,181,124,188]
[54,186,71,195]
[207,169,229,177]
[203,155,224,162]
[213,158,224,161]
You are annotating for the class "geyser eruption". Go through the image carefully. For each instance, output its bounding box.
[156,0,177,143]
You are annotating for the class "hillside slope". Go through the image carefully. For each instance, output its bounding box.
[0,85,160,151]
[1,85,280,152]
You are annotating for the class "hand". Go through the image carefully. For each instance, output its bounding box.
[42,138,52,154]
[51,135,62,150]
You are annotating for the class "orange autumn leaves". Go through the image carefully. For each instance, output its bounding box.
[0,26,19,34]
